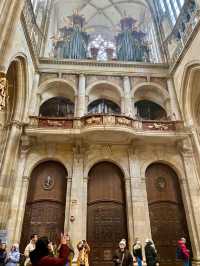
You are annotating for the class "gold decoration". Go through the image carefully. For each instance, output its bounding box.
[0,73,8,111]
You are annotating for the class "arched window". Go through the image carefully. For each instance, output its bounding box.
[135,100,167,120]
[39,97,74,117]
[88,99,120,114]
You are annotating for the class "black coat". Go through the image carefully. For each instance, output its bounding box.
[145,243,157,266]
[113,248,133,266]
[132,244,142,259]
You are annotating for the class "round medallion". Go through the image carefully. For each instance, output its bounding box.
[43,175,54,190]
[155,176,167,191]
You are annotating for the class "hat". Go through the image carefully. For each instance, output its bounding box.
[119,239,126,247]
[181,237,186,243]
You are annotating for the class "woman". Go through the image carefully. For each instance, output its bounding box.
[145,239,157,266]
[113,239,133,266]
[5,244,20,266]
[133,238,143,266]
[77,240,90,266]
[30,234,70,266]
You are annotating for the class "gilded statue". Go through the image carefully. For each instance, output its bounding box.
[0,75,7,111]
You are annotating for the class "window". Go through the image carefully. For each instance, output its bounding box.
[166,0,176,25]
[160,0,166,13]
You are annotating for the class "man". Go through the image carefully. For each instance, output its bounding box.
[145,239,157,266]
[113,239,133,266]
[176,237,190,266]
[24,234,38,266]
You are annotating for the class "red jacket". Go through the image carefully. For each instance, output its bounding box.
[33,245,69,266]
[178,240,189,259]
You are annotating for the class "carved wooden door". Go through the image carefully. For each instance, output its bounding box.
[21,161,67,251]
[87,162,127,266]
[146,163,191,266]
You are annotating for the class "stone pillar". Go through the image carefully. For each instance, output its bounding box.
[0,121,23,229]
[68,144,85,258]
[167,78,182,120]
[29,73,40,116]
[123,76,132,116]
[76,74,86,117]
[178,138,200,265]
[128,148,151,246]
[124,176,134,247]
[7,135,31,244]
[64,177,72,233]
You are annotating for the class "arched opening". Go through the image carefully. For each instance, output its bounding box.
[87,162,127,266]
[20,161,67,250]
[88,99,120,114]
[39,96,74,117]
[145,163,191,266]
[135,100,167,120]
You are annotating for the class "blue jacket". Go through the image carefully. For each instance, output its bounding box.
[5,250,20,266]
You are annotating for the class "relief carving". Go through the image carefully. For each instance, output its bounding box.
[0,74,8,111]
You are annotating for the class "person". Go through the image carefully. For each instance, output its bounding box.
[5,244,20,266]
[113,239,133,266]
[30,234,70,266]
[0,243,7,266]
[77,240,90,266]
[176,238,190,266]
[66,235,74,266]
[145,239,157,266]
[24,234,38,266]
[133,238,143,266]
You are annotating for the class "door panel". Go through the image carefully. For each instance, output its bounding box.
[21,161,67,251]
[146,163,191,266]
[87,162,127,266]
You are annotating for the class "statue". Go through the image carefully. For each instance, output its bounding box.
[53,10,89,59]
[116,16,150,62]
[0,74,7,111]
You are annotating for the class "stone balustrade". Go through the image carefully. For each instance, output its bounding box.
[28,114,184,132]
[166,0,200,68]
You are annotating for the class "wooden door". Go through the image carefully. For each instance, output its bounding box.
[87,162,127,266]
[21,161,67,250]
[146,163,191,266]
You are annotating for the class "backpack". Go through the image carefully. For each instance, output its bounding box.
[176,246,184,260]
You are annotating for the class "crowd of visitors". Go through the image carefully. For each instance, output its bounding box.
[0,234,190,266]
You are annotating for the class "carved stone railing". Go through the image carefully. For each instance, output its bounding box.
[166,0,200,69]
[21,0,43,57]
[28,115,184,132]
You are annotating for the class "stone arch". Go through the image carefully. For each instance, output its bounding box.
[180,61,200,126]
[84,158,128,179]
[142,158,185,182]
[86,81,123,97]
[6,55,28,122]
[36,79,76,116]
[133,82,169,108]
[25,156,71,180]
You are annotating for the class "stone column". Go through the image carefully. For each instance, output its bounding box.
[68,144,85,258]
[123,76,133,117]
[82,177,88,240]
[0,121,23,229]
[29,73,40,116]
[178,138,200,265]
[167,78,182,120]
[124,176,134,247]
[7,135,31,244]
[64,177,72,233]
[76,74,86,117]
[128,148,151,246]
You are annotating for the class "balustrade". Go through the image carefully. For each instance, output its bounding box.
[28,114,184,132]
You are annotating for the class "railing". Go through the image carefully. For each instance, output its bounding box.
[28,115,184,132]
[166,1,200,68]
[21,0,43,57]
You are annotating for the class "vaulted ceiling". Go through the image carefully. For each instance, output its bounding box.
[51,0,154,40]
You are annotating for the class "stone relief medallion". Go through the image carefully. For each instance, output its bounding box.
[155,176,167,191]
[43,175,54,190]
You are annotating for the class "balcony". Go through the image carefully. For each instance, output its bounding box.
[26,115,187,144]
